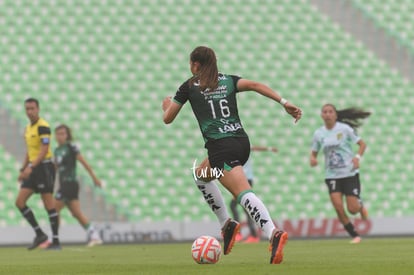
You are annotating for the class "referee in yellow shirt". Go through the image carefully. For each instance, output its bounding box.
[16,98,60,250]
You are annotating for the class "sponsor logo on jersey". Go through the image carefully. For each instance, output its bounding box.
[217,74,227,81]
[218,122,242,134]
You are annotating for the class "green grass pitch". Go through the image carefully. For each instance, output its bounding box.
[0,237,413,274]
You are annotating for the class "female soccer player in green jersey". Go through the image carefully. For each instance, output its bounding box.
[310,104,370,243]
[53,124,103,247]
[162,46,302,264]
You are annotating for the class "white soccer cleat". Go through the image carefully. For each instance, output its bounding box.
[87,238,103,247]
[350,236,361,244]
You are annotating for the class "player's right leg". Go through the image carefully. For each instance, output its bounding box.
[243,179,259,243]
[346,196,368,219]
[344,174,368,220]
[329,192,360,243]
[15,188,48,250]
[219,166,288,264]
[39,198,66,249]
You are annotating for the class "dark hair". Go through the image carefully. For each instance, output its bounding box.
[25,98,39,107]
[189,46,219,91]
[55,124,73,142]
[323,104,371,129]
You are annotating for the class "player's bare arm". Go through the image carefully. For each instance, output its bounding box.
[162,96,182,124]
[236,79,302,122]
[352,139,367,169]
[310,151,318,167]
[77,154,102,187]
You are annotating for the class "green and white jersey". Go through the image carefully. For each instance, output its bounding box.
[173,73,248,143]
[311,122,361,179]
[54,142,79,183]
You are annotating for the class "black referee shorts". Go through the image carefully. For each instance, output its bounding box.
[205,137,250,172]
[21,162,55,194]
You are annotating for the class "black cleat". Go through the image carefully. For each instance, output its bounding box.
[27,234,48,251]
[44,242,62,251]
[221,219,240,255]
[269,230,288,264]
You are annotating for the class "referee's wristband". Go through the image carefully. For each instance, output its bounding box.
[279,98,288,106]
[355,154,361,159]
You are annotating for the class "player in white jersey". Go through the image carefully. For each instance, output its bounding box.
[310,104,370,244]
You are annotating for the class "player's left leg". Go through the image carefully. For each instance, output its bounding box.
[193,157,240,255]
[39,162,60,250]
[41,192,61,249]
[67,200,102,247]
[194,157,232,228]
[16,188,48,250]
[38,198,66,249]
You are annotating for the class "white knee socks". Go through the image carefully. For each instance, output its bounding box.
[195,179,230,228]
[238,190,276,240]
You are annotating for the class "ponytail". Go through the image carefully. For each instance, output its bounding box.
[189,46,219,91]
[324,104,371,130]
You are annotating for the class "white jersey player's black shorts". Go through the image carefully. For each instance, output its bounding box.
[325,173,361,198]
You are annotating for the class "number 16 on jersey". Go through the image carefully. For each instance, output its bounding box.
[208,99,230,119]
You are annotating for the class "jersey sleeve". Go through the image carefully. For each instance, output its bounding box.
[173,80,190,105]
[345,125,361,144]
[38,124,51,145]
[311,130,321,152]
[70,143,80,155]
[230,75,242,93]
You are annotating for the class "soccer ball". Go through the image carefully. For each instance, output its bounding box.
[191,235,221,264]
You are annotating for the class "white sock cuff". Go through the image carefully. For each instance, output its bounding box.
[239,191,276,240]
[195,179,216,185]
